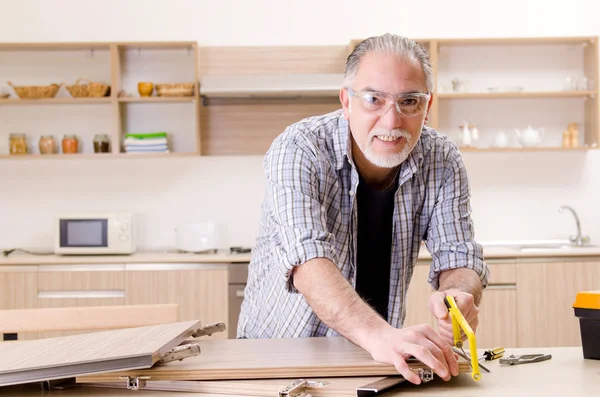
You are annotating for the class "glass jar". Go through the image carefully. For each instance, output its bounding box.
[93,134,110,153]
[39,135,56,154]
[62,134,78,154]
[9,133,28,155]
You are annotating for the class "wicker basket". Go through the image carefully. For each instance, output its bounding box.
[7,81,62,99]
[156,83,195,97]
[65,78,110,98]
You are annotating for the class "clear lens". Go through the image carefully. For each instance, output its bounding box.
[354,90,428,117]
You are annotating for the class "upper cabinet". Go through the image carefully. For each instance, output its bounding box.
[0,42,201,158]
[2,36,599,158]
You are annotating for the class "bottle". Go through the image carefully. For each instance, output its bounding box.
[569,123,579,148]
[562,126,572,148]
[39,135,56,154]
[93,134,110,153]
[9,133,28,155]
[62,134,78,154]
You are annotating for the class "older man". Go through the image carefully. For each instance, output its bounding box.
[237,33,489,384]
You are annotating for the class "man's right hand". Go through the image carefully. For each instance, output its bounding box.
[364,324,459,384]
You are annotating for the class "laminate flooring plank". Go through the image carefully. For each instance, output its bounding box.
[78,337,472,382]
[0,320,202,387]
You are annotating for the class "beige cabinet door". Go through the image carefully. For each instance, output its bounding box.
[476,262,517,349]
[0,266,38,341]
[403,263,436,328]
[35,264,126,339]
[517,259,600,348]
[125,264,228,340]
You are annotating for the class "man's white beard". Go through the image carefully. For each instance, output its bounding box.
[362,128,414,168]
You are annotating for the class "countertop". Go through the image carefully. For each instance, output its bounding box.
[1,243,600,266]
[0,347,597,396]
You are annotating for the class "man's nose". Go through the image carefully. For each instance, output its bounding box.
[379,102,404,130]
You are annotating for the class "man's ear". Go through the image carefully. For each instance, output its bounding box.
[340,88,351,120]
[424,93,434,124]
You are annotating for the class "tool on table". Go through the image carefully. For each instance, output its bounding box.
[278,379,327,397]
[481,346,505,361]
[499,354,552,366]
[356,369,434,396]
[444,295,481,381]
[453,347,491,373]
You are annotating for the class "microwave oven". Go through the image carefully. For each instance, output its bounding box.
[55,213,136,255]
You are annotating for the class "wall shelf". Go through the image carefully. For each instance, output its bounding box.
[118,97,196,103]
[437,91,596,99]
[0,98,112,105]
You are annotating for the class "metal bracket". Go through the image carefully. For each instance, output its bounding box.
[157,343,202,365]
[120,376,151,390]
[191,322,226,338]
[278,379,327,397]
[356,369,434,396]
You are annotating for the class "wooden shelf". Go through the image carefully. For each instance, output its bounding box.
[118,97,196,103]
[199,73,344,98]
[458,146,594,152]
[0,98,112,105]
[0,152,199,159]
[437,91,596,99]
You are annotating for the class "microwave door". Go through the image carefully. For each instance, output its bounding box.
[60,219,108,248]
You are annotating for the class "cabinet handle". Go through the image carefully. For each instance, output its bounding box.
[37,290,126,299]
[486,284,516,290]
[236,290,245,298]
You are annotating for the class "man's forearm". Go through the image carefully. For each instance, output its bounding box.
[292,257,389,349]
[438,267,483,306]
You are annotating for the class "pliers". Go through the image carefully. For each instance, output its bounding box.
[499,354,552,365]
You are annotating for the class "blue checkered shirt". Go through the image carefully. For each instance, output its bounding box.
[237,109,489,338]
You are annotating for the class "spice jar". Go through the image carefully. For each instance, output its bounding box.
[9,133,28,155]
[93,134,110,153]
[62,134,78,154]
[39,135,56,154]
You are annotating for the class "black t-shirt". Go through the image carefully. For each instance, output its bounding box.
[354,172,396,321]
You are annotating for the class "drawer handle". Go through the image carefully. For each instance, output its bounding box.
[486,284,516,290]
[236,290,245,298]
[37,290,126,299]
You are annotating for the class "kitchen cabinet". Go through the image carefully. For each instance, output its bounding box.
[516,258,600,348]
[403,261,517,349]
[124,264,228,340]
[0,266,37,341]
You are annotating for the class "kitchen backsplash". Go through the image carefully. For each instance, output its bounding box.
[1,150,599,251]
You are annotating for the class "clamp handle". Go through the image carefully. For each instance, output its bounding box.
[444,295,481,381]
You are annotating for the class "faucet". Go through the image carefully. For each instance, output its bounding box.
[558,205,590,247]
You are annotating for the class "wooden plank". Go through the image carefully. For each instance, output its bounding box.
[0,304,179,333]
[437,91,595,99]
[0,320,201,387]
[198,46,346,75]
[78,337,472,382]
[201,102,340,155]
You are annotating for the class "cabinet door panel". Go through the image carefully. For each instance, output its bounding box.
[126,269,228,340]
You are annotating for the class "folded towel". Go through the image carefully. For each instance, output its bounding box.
[124,132,167,140]
[125,145,169,152]
[124,137,168,146]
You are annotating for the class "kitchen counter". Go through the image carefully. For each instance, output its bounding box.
[1,243,600,266]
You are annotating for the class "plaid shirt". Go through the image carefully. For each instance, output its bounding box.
[237,109,488,339]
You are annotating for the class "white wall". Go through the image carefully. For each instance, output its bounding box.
[1,0,599,251]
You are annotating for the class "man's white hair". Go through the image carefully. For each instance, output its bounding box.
[343,33,434,92]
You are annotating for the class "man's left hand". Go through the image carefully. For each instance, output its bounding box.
[428,288,479,346]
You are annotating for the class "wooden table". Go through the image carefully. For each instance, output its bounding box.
[0,347,598,396]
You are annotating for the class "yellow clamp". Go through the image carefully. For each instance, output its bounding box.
[444,295,481,381]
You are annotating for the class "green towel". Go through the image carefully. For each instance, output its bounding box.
[124,132,168,139]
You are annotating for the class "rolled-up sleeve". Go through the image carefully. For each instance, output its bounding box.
[424,147,489,290]
[263,135,340,293]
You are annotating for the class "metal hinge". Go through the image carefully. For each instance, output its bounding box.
[157,343,202,365]
[191,322,226,338]
[278,379,327,397]
[119,376,152,391]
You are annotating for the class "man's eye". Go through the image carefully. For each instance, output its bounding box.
[363,94,381,104]
[401,98,418,106]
